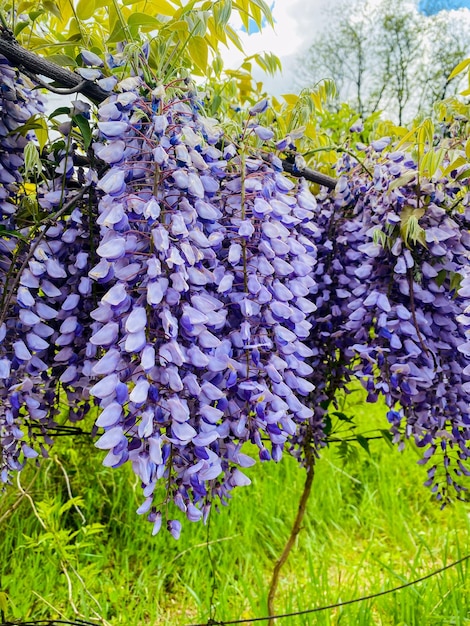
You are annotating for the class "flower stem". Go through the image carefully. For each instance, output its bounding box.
[267,455,315,624]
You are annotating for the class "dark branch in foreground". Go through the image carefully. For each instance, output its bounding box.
[281,159,337,189]
[0,30,110,103]
[0,29,338,188]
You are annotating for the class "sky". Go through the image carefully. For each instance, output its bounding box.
[221,0,336,95]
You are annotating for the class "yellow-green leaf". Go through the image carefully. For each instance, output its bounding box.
[248,0,274,26]
[167,20,189,31]
[187,35,208,72]
[225,24,244,52]
[0,591,8,615]
[387,171,417,191]
[146,0,177,16]
[107,20,126,43]
[76,0,95,20]
[282,94,299,106]
[449,57,470,80]
[214,0,232,29]
[42,0,62,19]
[233,0,250,31]
[441,156,467,177]
[33,118,48,152]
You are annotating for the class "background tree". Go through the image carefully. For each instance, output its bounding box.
[297,0,470,123]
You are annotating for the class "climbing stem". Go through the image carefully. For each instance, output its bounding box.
[267,451,316,624]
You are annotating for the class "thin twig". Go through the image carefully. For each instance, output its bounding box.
[53,456,86,525]
[16,473,47,530]
[22,70,90,95]
[0,471,39,524]
[30,590,69,620]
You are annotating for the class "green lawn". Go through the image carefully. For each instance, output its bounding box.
[1,394,470,625]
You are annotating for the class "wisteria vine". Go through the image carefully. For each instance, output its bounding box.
[1,51,470,536]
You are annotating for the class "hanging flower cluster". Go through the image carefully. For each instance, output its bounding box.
[0,55,96,483]
[292,147,470,502]
[2,53,470,534]
[0,55,53,480]
[84,82,322,534]
[334,151,470,500]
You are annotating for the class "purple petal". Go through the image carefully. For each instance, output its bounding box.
[129,378,149,404]
[90,373,119,398]
[95,426,125,449]
[172,421,197,442]
[90,322,119,346]
[96,402,122,427]
[167,519,182,540]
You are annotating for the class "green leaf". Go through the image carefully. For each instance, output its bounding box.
[356,435,371,455]
[450,271,462,293]
[0,225,28,241]
[49,106,71,119]
[323,414,332,437]
[47,53,77,67]
[331,411,354,423]
[14,20,31,36]
[128,12,160,28]
[400,206,426,247]
[72,114,92,151]
[24,141,42,175]
[59,496,84,516]
[380,429,394,448]
[373,227,387,248]
[436,269,447,288]
[29,10,45,20]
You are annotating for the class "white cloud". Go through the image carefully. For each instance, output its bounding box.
[220,0,342,95]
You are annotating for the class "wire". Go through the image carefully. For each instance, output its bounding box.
[0,619,97,626]
[186,552,470,626]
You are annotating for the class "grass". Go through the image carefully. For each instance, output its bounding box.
[1,393,470,626]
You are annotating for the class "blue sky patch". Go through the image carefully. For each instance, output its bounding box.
[418,0,470,15]
[240,1,276,34]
